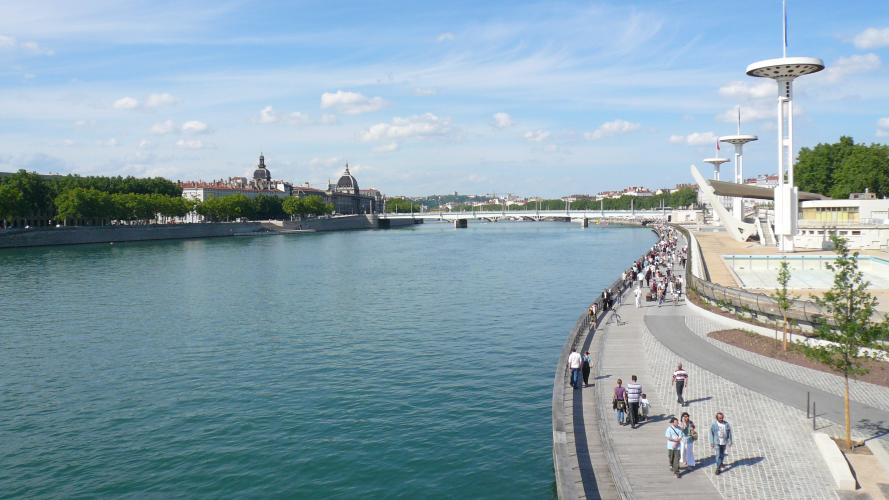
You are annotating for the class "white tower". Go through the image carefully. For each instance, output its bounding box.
[720,107,758,220]
[703,157,730,181]
[746,1,823,252]
[703,156,730,223]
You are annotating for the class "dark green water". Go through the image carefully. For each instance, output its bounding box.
[0,222,653,498]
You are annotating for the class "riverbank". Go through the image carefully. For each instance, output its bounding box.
[0,215,420,249]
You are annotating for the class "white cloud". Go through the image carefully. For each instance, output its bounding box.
[113,96,140,109]
[287,111,310,125]
[360,113,450,142]
[718,81,774,99]
[258,105,279,124]
[320,113,338,125]
[436,32,455,43]
[413,87,437,96]
[493,112,514,129]
[670,131,717,146]
[62,139,76,147]
[877,117,889,137]
[176,139,205,149]
[308,157,342,168]
[373,142,399,153]
[320,90,387,115]
[824,53,881,82]
[584,119,639,140]
[138,139,153,149]
[181,120,209,134]
[144,92,177,108]
[524,129,551,142]
[150,119,176,135]
[0,35,53,55]
[97,138,119,147]
[854,27,889,49]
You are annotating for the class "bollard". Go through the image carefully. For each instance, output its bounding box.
[806,392,810,418]
[812,402,816,430]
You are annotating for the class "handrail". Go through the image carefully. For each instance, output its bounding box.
[671,224,831,326]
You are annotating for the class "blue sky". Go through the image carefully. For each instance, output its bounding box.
[1,0,888,196]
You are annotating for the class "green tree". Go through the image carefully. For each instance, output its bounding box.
[799,235,889,449]
[5,169,53,219]
[830,144,889,199]
[0,183,22,228]
[301,195,332,216]
[282,196,307,219]
[54,188,114,225]
[771,261,796,351]
[253,195,285,220]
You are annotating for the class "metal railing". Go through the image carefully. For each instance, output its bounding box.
[671,224,829,327]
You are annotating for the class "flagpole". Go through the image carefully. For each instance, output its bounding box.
[783,0,788,58]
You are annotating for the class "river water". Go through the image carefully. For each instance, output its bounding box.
[0,222,653,498]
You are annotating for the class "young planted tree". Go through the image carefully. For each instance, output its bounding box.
[771,261,796,351]
[800,235,888,449]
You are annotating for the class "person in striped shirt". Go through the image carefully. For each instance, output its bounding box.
[626,375,643,429]
[672,363,688,406]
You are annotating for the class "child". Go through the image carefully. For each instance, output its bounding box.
[639,393,651,421]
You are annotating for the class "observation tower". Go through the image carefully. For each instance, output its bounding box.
[745,1,823,251]
[703,156,730,224]
[719,107,758,220]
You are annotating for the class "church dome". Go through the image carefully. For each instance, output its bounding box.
[253,154,271,182]
[336,164,359,194]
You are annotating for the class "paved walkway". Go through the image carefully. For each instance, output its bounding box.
[646,315,889,440]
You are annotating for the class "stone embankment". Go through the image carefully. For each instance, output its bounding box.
[0,215,420,249]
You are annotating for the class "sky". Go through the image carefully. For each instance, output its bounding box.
[1,0,888,197]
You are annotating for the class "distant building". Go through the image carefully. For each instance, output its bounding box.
[180,155,292,203]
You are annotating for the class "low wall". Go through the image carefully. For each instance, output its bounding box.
[552,228,660,499]
[0,223,265,249]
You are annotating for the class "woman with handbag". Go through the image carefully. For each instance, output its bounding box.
[613,379,628,425]
[679,412,697,468]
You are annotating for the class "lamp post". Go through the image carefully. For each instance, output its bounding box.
[720,106,758,221]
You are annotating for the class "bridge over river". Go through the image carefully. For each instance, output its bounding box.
[380,209,672,227]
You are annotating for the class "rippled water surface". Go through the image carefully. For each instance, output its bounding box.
[0,222,653,498]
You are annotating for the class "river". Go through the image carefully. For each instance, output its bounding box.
[0,222,654,498]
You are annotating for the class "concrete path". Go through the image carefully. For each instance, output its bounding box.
[591,296,719,499]
[645,315,889,440]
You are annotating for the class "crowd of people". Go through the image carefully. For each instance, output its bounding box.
[572,224,736,480]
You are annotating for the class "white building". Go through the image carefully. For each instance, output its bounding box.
[795,198,889,250]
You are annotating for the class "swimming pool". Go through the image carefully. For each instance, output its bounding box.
[722,254,889,289]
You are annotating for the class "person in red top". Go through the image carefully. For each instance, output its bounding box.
[672,363,689,406]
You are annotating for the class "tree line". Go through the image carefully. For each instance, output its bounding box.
[196,194,332,222]
[796,136,889,199]
[0,169,333,227]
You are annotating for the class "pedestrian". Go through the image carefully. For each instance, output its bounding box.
[679,412,697,469]
[639,393,650,422]
[613,379,627,425]
[709,412,733,475]
[672,363,688,406]
[567,348,582,389]
[634,286,642,308]
[666,417,683,478]
[581,351,592,387]
[626,375,642,429]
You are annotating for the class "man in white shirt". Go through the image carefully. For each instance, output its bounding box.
[672,363,689,406]
[567,348,583,390]
[634,286,642,308]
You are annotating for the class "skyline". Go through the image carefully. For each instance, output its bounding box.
[1,0,888,196]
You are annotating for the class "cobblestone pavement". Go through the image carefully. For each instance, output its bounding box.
[685,315,889,415]
[644,308,839,499]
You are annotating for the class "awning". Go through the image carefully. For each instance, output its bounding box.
[708,179,829,201]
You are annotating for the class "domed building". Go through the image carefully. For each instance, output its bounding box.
[253,154,272,189]
[306,163,380,215]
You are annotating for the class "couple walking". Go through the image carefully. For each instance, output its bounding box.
[612,376,647,428]
[567,347,592,389]
[666,412,734,478]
